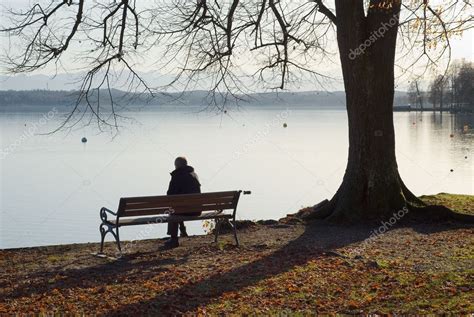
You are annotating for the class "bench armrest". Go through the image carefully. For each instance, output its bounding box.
[100,207,117,223]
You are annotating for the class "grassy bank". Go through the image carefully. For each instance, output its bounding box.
[420,193,474,215]
[0,193,473,315]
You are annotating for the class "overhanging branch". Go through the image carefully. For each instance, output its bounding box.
[313,0,337,25]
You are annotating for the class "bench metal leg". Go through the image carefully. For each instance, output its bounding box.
[110,229,122,257]
[214,219,221,243]
[99,224,106,253]
[231,218,239,246]
[99,223,122,255]
[113,227,122,253]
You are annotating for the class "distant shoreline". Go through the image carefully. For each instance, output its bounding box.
[0,89,407,108]
[2,90,471,113]
[393,105,473,113]
[2,105,471,114]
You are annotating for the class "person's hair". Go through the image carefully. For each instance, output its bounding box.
[175,156,188,168]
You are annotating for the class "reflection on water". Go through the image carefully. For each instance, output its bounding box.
[1,108,473,249]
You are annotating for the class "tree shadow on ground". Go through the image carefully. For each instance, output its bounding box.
[403,220,473,235]
[105,218,473,315]
[4,254,190,300]
[104,222,373,315]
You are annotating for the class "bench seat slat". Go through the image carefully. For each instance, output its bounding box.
[123,200,236,210]
[108,211,232,226]
[121,204,235,217]
[123,196,237,210]
[122,191,237,204]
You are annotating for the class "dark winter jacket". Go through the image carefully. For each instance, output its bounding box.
[166,166,201,196]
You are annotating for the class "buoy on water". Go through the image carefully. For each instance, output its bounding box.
[81,137,88,143]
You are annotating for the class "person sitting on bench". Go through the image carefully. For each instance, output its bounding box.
[163,156,201,249]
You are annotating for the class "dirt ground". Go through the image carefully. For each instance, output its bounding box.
[0,194,473,315]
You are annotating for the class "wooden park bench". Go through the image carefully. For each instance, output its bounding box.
[99,190,250,255]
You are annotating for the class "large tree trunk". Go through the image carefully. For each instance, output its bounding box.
[291,1,474,224]
[313,0,422,223]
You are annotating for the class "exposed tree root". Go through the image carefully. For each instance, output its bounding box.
[405,204,474,223]
[286,168,474,225]
[291,191,474,224]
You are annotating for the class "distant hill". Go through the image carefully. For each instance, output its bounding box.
[0,89,408,110]
[0,72,176,91]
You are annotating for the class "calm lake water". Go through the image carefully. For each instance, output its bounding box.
[1,106,473,249]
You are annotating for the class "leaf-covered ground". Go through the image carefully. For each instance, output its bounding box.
[0,194,473,315]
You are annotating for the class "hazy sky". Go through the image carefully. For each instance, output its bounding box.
[0,0,472,91]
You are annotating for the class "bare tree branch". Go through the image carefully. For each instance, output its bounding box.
[0,0,472,132]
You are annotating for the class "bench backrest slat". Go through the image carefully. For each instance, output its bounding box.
[117,191,240,218]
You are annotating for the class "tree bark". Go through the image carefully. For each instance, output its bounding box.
[311,0,423,223]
